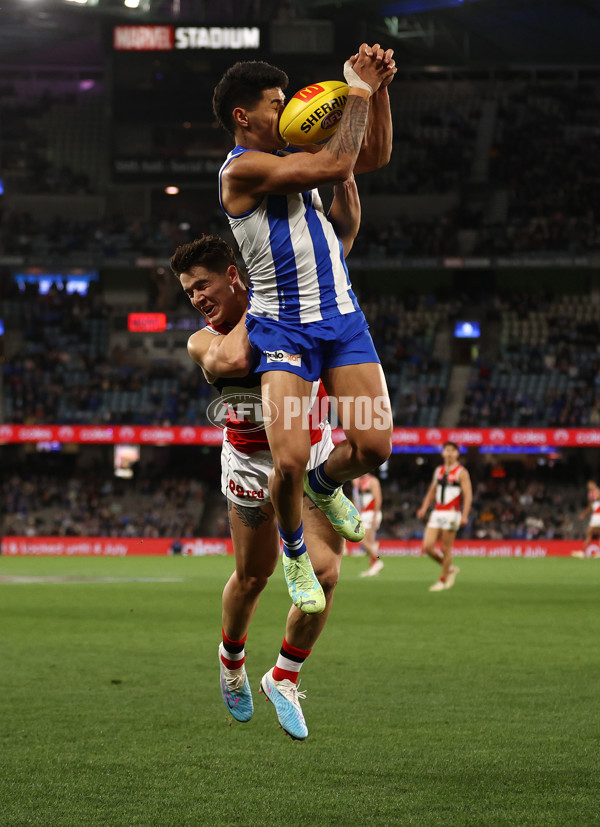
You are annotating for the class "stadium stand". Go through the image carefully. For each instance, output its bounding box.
[459,292,600,427]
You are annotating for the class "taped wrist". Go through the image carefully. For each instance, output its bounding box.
[343,61,374,95]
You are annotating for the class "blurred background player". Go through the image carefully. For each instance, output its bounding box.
[171,234,348,741]
[213,44,395,616]
[353,472,384,576]
[572,480,600,558]
[417,441,472,592]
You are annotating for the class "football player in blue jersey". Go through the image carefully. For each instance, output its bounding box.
[213,44,395,612]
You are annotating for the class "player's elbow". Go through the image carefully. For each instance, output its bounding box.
[370,147,392,172]
[323,154,354,182]
[187,338,203,368]
[208,353,250,378]
[379,148,392,168]
[231,351,252,376]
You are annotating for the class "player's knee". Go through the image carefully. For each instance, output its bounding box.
[235,570,270,596]
[272,455,307,482]
[355,435,392,470]
[315,564,338,594]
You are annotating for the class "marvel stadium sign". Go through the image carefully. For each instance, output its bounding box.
[113,25,260,51]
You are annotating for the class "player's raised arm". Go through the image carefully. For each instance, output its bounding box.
[221,44,395,207]
[354,48,395,174]
[327,174,361,256]
[354,86,394,174]
[187,311,252,381]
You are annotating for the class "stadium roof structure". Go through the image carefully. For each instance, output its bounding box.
[0,0,600,65]
[308,0,600,66]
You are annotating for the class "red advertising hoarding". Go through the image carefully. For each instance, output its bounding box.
[0,537,580,558]
[127,313,167,332]
[0,426,600,447]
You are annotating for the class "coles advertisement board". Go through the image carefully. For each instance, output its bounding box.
[0,425,600,447]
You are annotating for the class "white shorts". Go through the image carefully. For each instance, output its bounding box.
[427,510,461,532]
[589,513,600,528]
[221,424,335,507]
[361,510,382,531]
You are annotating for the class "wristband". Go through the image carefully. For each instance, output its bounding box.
[343,61,374,95]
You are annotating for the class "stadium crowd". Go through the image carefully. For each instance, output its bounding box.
[1,471,206,538]
[0,459,589,542]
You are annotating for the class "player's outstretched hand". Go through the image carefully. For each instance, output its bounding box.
[345,43,397,94]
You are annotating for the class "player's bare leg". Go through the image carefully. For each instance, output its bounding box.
[302,362,390,543]
[359,525,383,576]
[572,526,595,558]
[440,530,458,584]
[222,501,280,639]
[261,371,313,531]
[262,371,326,613]
[423,526,443,565]
[320,362,393,480]
[260,495,344,740]
[220,501,280,722]
[285,497,344,648]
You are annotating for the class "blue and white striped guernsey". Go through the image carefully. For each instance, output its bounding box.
[219,145,360,324]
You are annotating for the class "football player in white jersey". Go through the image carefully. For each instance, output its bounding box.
[353,472,384,577]
[417,442,472,591]
[171,232,356,740]
[572,480,600,558]
[212,44,395,616]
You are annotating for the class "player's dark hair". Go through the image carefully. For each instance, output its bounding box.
[443,441,460,451]
[170,235,236,278]
[213,60,289,137]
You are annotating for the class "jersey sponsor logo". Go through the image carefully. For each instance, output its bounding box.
[228,479,265,500]
[264,350,302,367]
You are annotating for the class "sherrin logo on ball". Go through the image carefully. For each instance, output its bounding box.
[279,80,349,145]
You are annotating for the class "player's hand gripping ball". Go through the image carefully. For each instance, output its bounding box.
[279,80,349,145]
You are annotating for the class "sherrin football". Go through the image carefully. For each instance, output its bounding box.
[279,80,349,145]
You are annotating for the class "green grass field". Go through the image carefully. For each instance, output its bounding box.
[1,554,599,827]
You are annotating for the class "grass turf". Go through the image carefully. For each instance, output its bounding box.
[1,554,599,826]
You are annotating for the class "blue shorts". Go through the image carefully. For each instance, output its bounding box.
[246,310,380,382]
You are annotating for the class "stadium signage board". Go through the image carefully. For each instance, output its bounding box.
[0,537,579,558]
[113,25,260,51]
[0,426,599,447]
[127,312,167,332]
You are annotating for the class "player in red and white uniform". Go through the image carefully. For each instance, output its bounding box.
[171,233,346,741]
[353,473,383,576]
[573,480,600,558]
[417,442,472,591]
